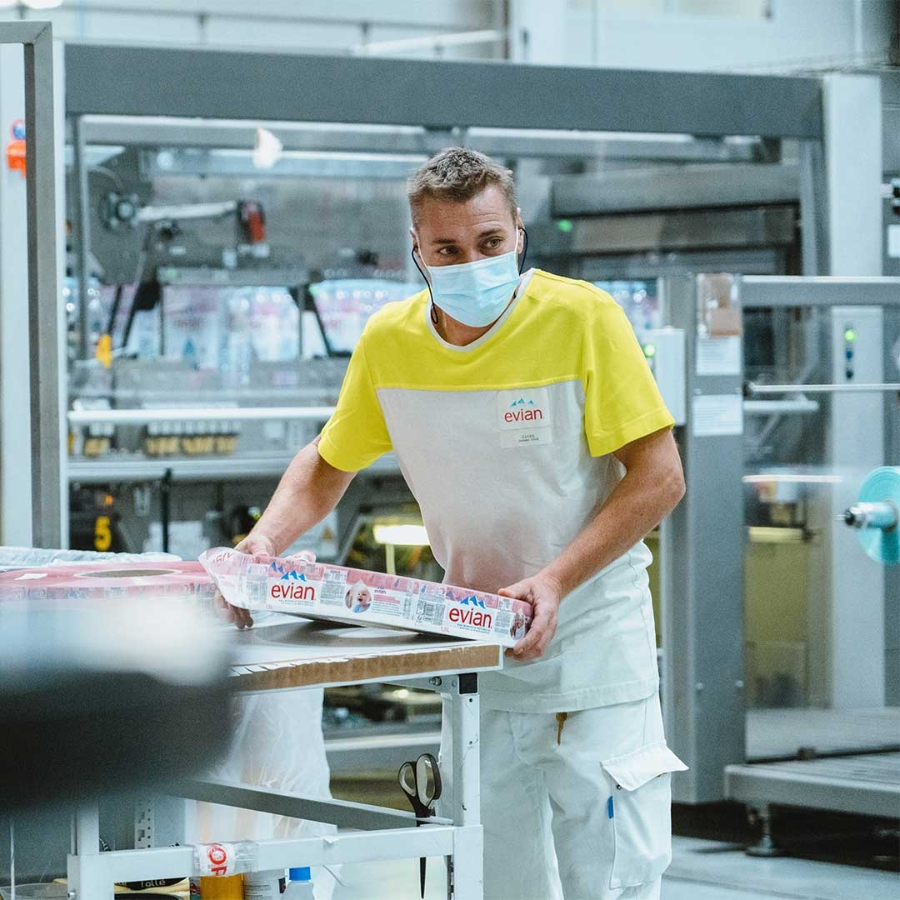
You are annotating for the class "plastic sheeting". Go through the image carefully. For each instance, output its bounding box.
[187,675,337,900]
[0,546,179,570]
[0,561,216,604]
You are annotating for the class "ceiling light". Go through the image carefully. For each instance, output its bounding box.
[23,1,67,9]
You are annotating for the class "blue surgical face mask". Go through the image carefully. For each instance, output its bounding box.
[416,244,522,328]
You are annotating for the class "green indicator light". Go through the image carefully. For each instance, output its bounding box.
[643,343,657,359]
[557,219,574,233]
[844,328,856,343]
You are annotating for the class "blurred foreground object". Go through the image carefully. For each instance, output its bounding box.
[0,548,232,808]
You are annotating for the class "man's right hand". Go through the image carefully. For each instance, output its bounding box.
[214,533,277,630]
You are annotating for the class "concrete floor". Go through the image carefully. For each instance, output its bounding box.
[331,835,900,900]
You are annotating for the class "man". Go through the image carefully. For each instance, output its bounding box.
[223,148,686,899]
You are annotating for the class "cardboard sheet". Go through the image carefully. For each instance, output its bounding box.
[227,616,504,690]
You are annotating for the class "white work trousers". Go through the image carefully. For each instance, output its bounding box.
[477,694,685,900]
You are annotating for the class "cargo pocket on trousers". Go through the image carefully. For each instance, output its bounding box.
[601,741,688,890]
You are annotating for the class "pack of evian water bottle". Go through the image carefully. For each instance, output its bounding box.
[199,548,532,647]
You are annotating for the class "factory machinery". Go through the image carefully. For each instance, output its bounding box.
[563,271,900,851]
[62,162,900,847]
[58,70,896,834]
[717,276,900,854]
[63,263,900,851]
[0,38,894,881]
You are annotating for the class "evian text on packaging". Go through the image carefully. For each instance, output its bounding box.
[271,582,316,601]
[448,606,493,629]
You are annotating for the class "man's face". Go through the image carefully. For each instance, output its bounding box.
[412,185,522,269]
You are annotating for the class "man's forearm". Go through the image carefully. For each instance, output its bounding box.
[247,439,354,555]
[543,463,684,599]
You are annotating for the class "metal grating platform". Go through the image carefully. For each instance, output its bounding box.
[725,752,900,819]
[746,708,900,761]
[729,708,900,818]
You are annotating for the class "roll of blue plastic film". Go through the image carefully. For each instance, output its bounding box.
[855,467,900,565]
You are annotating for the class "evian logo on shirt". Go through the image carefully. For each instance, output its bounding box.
[504,397,544,423]
[496,387,551,437]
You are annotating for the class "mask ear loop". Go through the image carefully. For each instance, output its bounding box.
[411,246,440,325]
[518,227,529,275]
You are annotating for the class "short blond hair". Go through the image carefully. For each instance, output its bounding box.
[407,147,518,228]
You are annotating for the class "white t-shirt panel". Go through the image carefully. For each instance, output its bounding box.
[377,380,660,712]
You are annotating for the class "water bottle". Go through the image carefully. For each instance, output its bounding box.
[191,874,245,899]
[283,867,314,899]
[243,868,285,898]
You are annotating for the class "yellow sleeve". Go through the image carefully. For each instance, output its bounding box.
[317,334,393,472]
[583,302,675,457]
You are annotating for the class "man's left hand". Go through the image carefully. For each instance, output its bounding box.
[498,572,563,661]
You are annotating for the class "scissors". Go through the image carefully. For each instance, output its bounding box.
[398,752,443,899]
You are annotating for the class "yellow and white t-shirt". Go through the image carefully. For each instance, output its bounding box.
[318,269,674,713]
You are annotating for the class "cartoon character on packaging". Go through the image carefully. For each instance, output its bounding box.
[510,611,527,640]
[345,580,372,613]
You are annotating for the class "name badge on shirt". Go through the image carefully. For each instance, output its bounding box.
[496,387,553,447]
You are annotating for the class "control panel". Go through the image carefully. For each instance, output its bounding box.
[831,307,881,386]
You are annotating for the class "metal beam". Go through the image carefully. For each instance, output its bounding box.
[143,148,425,180]
[66,452,400,484]
[663,274,746,804]
[79,117,764,163]
[173,777,450,831]
[0,22,62,549]
[740,275,900,308]
[24,25,62,549]
[0,22,48,45]
[65,44,823,139]
[0,44,33,546]
[552,163,800,217]
[798,140,828,275]
[538,207,797,258]
[72,116,91,362]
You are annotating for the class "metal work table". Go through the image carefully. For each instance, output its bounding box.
[68,616,503,900]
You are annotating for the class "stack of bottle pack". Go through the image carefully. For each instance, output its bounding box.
[200,548,532,647]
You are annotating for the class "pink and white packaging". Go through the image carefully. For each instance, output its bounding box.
[0,561,216,602]
[200,548,532,647]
